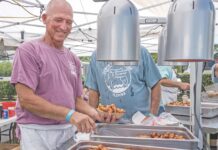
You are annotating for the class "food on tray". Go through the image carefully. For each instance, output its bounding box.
[97,103,125,118]
[97,103,125,113]
[89,144,109,150]
[138,132,185,140]
[206,90,218,98]
[167,100,190,107]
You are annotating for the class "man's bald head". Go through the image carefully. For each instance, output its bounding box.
[42,0,73,49]
[46,0,73,15]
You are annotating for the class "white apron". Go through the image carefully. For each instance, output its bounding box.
[19,124,76,150]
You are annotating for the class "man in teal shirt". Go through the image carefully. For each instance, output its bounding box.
[86,47,161,122]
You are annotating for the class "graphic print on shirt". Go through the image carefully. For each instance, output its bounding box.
[68,61,77,76]
[103,64,132,97]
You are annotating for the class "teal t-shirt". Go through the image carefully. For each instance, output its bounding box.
[157,66,173,79]
[85,47,161,120]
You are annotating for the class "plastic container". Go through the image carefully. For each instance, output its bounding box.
[8,107,15,117]
[3,109,9,119]
[2,101,16,109]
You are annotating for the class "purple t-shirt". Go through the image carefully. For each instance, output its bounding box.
[11,39,83,125]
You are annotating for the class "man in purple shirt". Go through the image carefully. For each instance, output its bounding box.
[10,0,101,149]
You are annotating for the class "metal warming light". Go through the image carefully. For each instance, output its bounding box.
[158,26,188,66]
[96,0,140,65]
[165,0,215,147]
[166,0,215,62]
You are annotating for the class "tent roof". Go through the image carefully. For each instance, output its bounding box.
[0,0,218,60]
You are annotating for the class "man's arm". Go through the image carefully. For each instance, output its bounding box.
[15,83,96,133]
[150,82,161,115]
[160,78,190,91]
[15,83,70,120]
[88,89,100,108]
[75,96,100,121]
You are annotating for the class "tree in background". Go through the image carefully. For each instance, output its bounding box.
[214,44,218,52]
[0,61,15,99]
[0,61,12,76]
[79,56,91,63]
[151,53,158,63]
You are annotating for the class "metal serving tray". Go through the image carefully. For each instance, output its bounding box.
[90,124,198,150]
[165,102,218,118]
[202,92,218,103]
[68,141,180,150]
[173,115,218,134]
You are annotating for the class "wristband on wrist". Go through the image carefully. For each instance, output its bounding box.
[65,109,75,122]
[149,113,156,117]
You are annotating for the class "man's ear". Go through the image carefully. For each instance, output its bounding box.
[41,13,47,24]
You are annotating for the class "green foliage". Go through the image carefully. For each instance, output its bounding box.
[0,62,15,100]
[79,56,91,63]
[151,53,158,63]
[214,45,218,52]
[174,66,184,74]
[0,81,16,99]
[0,61,12,76]
[179,72,213,87]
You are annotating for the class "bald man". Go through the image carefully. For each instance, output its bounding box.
[10,0,101,149]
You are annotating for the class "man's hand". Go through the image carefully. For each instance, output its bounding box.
[70,112,96,133]
[179,83,190,91]
[89,107,117,123]
[98,111,117,123]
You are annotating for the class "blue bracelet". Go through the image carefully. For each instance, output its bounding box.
[65,109,75,122]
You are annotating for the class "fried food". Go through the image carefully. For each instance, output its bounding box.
[138,132,185,140]
[89,144,109,150]
[97,103,125,119]
[207,91,218,97]
[97,104,125,113]
[167,100,190,107]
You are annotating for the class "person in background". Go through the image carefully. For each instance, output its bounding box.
[85,47,162,123]
[10,0,102,149]
[211,63,218,83]
[157,66,190,114]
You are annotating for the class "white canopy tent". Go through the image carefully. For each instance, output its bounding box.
[0,0,218,59]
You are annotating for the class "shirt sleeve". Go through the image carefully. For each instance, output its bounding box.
[85,52,99,91]
[10,43,40,91]
[142,47,161,88]
[158,66,172,79]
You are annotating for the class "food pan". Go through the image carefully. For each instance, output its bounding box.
[68,141,180,150]
[202,92,218,103]
[90,124,198,150]
[173,114,218,134]
[165,102,218,118]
